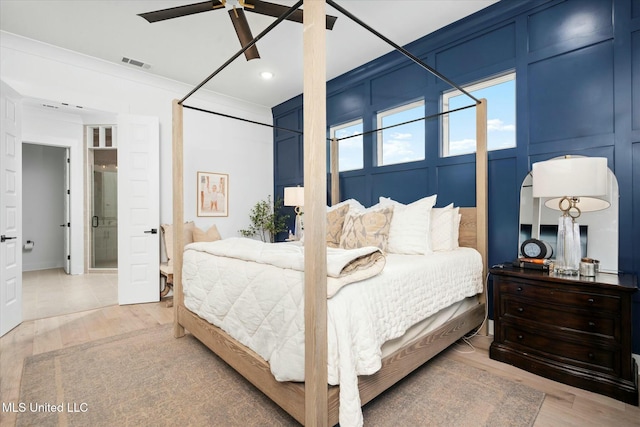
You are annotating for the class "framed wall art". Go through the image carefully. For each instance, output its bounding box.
[197,172,228,217]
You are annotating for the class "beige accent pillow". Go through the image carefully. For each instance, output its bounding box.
[326,204,350,248]
[192,224,222,242]
[378,195,437,254]
[161,221,195,266]
[339,206,394,251]
[328,198,365,214]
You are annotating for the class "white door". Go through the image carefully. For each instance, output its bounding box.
[63,148,70,274]
[117,115,159,304]
[1,81,22,336]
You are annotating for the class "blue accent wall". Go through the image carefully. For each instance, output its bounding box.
[272,0,640,352]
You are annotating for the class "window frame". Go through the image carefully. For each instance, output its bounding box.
[441,71,516,157]
[330,118,364,172]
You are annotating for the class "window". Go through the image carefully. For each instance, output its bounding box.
[87,125,117,148]
[442,72,516,157]
[330,119,363,172]
[376,100,425,166]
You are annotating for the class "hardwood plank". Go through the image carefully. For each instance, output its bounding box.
[58,312,93,348]
[448,335,640,427]
[32,316,63,354]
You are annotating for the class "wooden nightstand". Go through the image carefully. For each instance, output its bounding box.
[489,266,638,405]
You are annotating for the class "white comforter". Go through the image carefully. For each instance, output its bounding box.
[183,238,483,427]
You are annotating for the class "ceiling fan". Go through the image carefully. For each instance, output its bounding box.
[138,0,338,61]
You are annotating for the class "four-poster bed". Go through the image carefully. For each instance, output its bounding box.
[170,1,488,426]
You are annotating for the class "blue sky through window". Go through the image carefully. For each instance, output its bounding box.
[379,102,425,166]
[334,120,363,171]
[446,76,516,156]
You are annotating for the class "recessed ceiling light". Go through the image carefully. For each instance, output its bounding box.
[260,71,274,80]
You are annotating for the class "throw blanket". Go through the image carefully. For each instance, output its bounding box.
[185,237,386,297]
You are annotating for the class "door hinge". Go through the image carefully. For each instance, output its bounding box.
[67,189,70,195]
[67,255,71,260]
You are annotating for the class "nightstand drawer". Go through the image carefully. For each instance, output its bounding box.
[502,297,616,338]
[498,281,620,312]
[504,325,617,372]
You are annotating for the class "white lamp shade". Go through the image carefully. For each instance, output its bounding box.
[543,196,610,212]
[532,157,608,199]
[284,186,304,207]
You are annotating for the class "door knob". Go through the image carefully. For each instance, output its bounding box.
[1,235,17,243]
[144,229,158,234]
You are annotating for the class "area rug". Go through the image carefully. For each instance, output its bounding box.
[17,325,544,426]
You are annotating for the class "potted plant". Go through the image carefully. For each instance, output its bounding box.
[239,196,289,243]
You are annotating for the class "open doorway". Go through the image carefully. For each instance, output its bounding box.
[21,143,67,272]
[88,144,118,270]
[21,142,118,321]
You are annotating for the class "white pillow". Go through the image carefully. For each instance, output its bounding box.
[378,195,437,254]
[430,204,460,251]
[453,210,461,249]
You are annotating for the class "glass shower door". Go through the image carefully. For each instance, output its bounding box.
[90,149,118,269]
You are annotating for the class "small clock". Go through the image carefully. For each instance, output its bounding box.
[520,238,553,259]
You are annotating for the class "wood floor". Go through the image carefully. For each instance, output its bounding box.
[1,296,638,426]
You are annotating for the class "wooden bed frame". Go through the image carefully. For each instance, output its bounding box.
[170,2,488,425]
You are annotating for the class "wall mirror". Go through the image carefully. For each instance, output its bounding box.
[518,161,619,273]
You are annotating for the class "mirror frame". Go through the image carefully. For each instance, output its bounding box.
[519,162,619,273]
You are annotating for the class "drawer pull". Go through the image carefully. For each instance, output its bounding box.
[588,353,595,360]
[517,335,524,340]
[516,286,523,292]
[588,321,596,327]
[587,298,595,304]
[517,307,524,313]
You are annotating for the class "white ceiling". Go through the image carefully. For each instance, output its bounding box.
[0,0,498,108]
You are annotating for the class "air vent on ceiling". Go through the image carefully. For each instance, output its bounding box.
[121,57,151,69]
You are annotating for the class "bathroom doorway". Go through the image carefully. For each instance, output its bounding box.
[87,126,118,270]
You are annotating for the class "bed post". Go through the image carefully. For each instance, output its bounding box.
[303,1,328,425]
[330,137,339,206]
[476,98,488,335]
[172,99,185,338]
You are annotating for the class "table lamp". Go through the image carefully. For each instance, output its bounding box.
[532,156,609,274]
[284,186,304,240]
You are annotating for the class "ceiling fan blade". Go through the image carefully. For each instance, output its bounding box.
[246,0,337,30]
[229,8,261,61]
[138,1,224,23]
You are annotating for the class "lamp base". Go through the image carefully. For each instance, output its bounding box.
[554,266,579,276]
[555,216,581,276]
[293,212,303,241]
